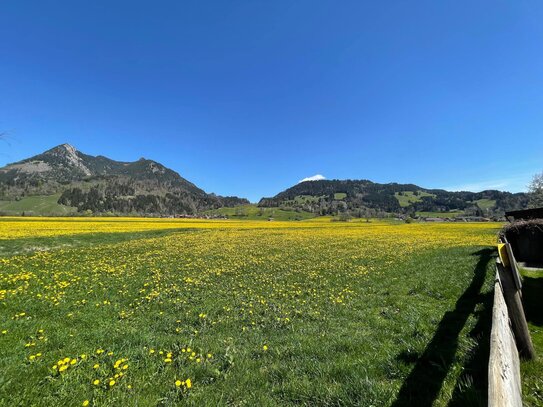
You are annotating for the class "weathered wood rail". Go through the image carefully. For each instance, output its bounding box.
[488,270,522,407]
[488,241,536,406]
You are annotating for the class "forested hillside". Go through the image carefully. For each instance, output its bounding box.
[0,144,248,216]
[259,179,528,218]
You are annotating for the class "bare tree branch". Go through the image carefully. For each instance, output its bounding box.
[528,172,543,208]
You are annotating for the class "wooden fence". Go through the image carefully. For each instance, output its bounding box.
[488,241,535,406]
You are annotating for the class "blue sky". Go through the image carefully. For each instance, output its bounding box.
[1,1,542,202]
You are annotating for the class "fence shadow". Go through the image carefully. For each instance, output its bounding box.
[391,248,495,407]
[522,276,543,326]
[448,288,493,406]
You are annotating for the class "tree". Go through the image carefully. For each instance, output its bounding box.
[528,172,543,208]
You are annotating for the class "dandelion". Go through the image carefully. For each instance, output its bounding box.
[0,215,499,403]
[82,401,89,407]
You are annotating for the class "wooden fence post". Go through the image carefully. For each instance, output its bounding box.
[496,260,535,359]
[501,237,523,291]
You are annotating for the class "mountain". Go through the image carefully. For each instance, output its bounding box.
[258,179,529,218]
[0,144,248,215]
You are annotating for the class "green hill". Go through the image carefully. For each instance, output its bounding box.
[259,179,528,218]
[0,144,248,216]
[0,194,77,216]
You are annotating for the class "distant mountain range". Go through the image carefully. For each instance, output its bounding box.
[0,144,248,215]
[258,179,529,218]
[0,144,530,217]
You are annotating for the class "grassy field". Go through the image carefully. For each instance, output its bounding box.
[474,199,496,211]
[519,267,543,407]
[205,204,315,221]
[0,194,77,216]
[394,191,435,208]
[0,217,540,406]
[416,210,466,218]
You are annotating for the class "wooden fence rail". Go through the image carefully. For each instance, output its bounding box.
[488,270,522,407]
[488,240,536,407]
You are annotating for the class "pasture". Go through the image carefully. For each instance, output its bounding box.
[0,217,539,406]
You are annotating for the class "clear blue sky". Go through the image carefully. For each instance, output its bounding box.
[1,1,542,202]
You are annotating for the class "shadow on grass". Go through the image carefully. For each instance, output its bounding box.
[391,248,495,407]
[522,276,543,326]
[0,227,197,257]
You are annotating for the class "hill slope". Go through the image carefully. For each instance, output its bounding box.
[258,179,528,218]
[0,144,248,215]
